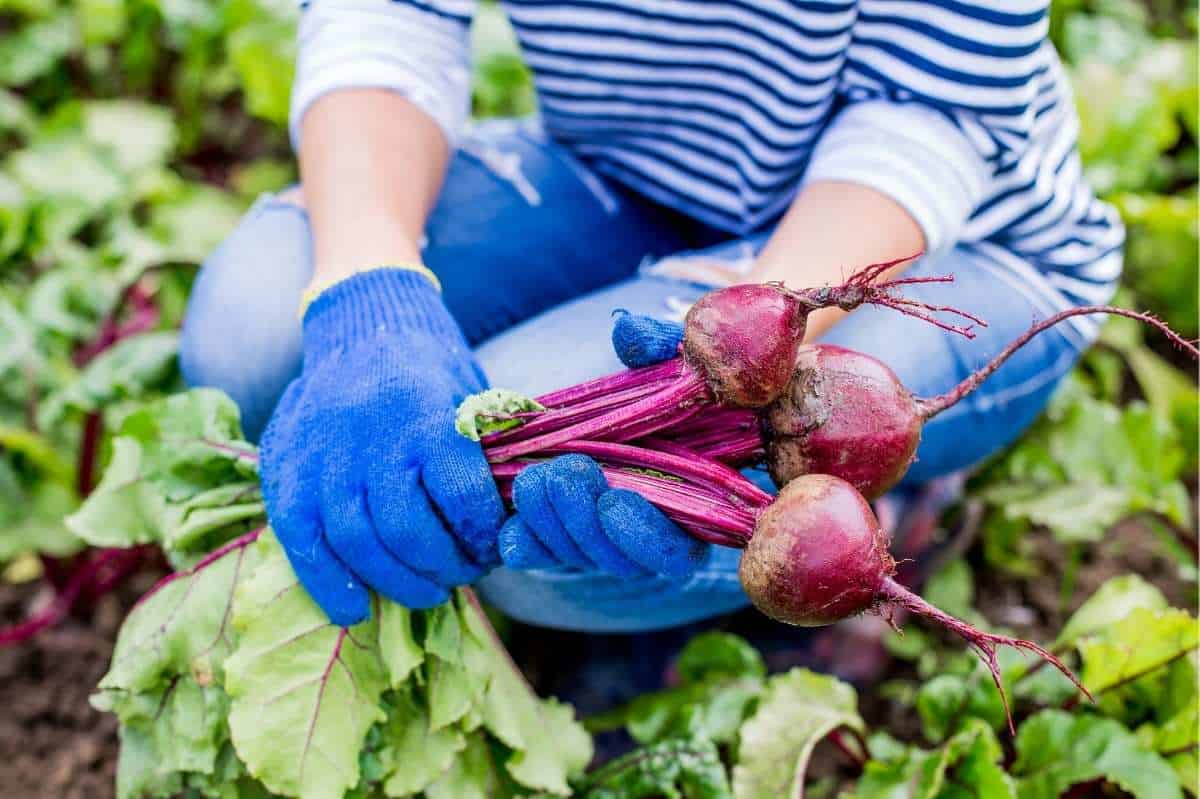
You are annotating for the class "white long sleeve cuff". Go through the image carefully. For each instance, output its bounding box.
[289,1,473,150]
[804,100,991,256]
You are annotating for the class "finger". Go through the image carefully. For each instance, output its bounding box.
[597,489,708,579]
[367,469,484,586]
[272,510,371,626]
[421,430,506,567]
[511,461,593,569]
[544,455,646,577]
[323,490,450,609]
[498,516,559,570]
[612,311,684,368]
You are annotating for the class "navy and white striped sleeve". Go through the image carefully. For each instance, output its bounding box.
[806,0,1051,255]
[290,0,476,149]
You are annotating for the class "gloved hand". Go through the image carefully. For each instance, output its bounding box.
[260,268,504,626]
[498,311,704,579]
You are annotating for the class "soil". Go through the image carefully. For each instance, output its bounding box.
[0,516,1193,798]
[0,573,160,799]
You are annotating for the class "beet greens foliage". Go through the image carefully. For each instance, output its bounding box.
[75,389,592,799]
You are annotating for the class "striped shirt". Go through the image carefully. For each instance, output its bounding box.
[291,0,1124,328]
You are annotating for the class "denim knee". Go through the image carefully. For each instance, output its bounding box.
[180,192,313,442]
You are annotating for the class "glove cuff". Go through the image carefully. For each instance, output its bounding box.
[302,268,464,352]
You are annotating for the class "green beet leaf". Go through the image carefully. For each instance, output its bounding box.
[377,687,467,797]
[675,632,766,684]
[38,330,179,429]
[0,478,82,560]
[732,668,866,799]
[377,601,424,688]
[92,529,262,796]
[65,435,167,548]
[1143,698,1199,795]
[577,738,732,799]
[225,531,388,799]
[976,378,1192,544]
[1013,710,1181,799]
[1078,606,1199,696]
[423,733,506,799]
[598,633,765,747]
[455,388,545,441]
[457,590,592,794]
[849,720,1015,799]
[82,100,177,175]
[66,388,261,558]
[1057,574,1168,647]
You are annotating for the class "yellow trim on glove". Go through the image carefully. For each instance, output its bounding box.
[298,262,442,318]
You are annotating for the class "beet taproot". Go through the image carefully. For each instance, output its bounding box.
[739,474,1090,730]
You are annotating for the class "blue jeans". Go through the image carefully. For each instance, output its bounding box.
[181,118,1092,633]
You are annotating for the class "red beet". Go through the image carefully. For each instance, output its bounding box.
[683,283,805,408]
[682,256,983,409]
[740,473,894,626]
[763,307,1200,498]
[481,255,990,463]
[763,344,920,500]
[740,474,1090,729]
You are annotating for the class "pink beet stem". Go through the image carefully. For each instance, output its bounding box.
[486,373,711,462]
[918,306,1200,418]
[878,577,1091,734]
[551,439,773,507]
[0,547,132,646]
[603,469,755,543]
[535,358,686,408]
[483,377,681,446]
[602,399,707,444]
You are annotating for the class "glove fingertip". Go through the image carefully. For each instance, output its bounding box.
[499,516,559,570]
[323,590,372,627]
[612,312,685,368]
[598,489,707,579]
[286,542,372,626]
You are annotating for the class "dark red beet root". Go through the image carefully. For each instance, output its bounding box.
[684,283,805,408]
[739,474,1091,730]
[741,474,895,626]
[763,306,1200,498]
[680,254,984,409]
[763,345,922,500]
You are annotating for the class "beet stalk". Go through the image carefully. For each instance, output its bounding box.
[762,306,1199,498]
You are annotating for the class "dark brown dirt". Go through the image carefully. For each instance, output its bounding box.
[0,574,158,799]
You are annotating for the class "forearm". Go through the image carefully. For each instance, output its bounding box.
[747,180,926,342]
[298,89,450,286]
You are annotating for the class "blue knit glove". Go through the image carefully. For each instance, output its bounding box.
[260,269,505,626]
[498,311,704,579]
[609,310,684,368]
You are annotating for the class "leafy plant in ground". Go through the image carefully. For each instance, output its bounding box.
[570,569,1198,798]
[79,389,591,798]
